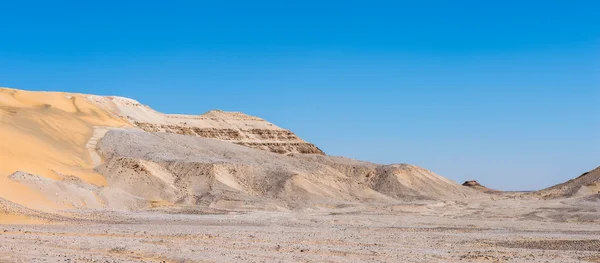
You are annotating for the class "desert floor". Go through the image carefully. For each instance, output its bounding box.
[1,197,599,263]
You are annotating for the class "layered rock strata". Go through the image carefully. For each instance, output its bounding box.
[88,95,324,155]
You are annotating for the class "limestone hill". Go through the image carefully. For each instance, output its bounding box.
[0,87,478,221]
[88,95,324,155]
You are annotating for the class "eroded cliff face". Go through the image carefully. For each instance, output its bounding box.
[88,96,324,155]
[133,122,324,154]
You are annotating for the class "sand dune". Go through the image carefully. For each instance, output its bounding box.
[0,88,130,214]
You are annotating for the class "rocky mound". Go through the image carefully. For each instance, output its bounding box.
[536,166,600,199]
[462,180,481,187]
[462,180,500,194]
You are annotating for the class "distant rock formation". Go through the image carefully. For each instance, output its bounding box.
[462,180,500,194]
[462,180,481,187]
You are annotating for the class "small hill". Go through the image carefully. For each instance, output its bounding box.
[92,129,478,209]
[535,166,600,199]
[462,180,501,194]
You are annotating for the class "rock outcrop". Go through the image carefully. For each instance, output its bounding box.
[87,96,324,155]
[462,180,500,194]
[462,180,482,187]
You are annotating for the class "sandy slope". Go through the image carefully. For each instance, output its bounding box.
[94,129,479,210]
[0,88,130,213]
[536,166,600,198]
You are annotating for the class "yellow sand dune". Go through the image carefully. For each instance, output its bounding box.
[0,88,130,212]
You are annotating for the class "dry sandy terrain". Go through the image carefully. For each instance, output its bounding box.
[1,88,599,262]
[1,198,600,263]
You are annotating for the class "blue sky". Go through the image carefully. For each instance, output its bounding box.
[1,1,598,190]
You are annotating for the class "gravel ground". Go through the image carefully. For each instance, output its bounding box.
[1,206,600,263]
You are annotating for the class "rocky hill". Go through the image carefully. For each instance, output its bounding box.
[535,166,600,199]
[0,87,478,220]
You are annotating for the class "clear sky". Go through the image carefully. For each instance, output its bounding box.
[1,1,598,191]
